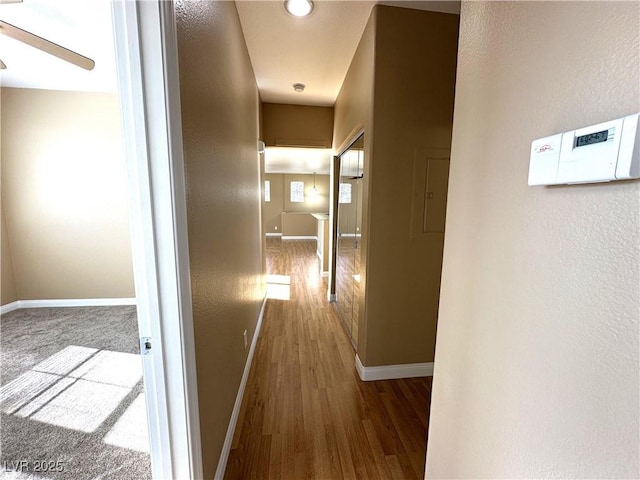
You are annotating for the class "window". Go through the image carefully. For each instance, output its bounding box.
[290,181,304,203]
[264,180,271,202]
[339,183,352,204]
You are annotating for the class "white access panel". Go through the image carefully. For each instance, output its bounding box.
[528,113,640,186]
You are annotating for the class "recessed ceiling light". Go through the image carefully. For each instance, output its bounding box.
[284,0,314,17]
[293,83,306,93]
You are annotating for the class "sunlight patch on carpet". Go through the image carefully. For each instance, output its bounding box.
[0,346,145,435]
[104,393,150,453]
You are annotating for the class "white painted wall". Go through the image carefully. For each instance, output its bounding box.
[426,1,639,478]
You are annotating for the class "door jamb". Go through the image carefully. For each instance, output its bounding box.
[111,1,203,478]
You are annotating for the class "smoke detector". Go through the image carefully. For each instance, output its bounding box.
[293,83,306,93]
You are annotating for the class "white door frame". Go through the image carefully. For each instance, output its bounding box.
[111,1,203,478]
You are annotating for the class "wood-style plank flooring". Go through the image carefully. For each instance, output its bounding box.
[225,239,432,479]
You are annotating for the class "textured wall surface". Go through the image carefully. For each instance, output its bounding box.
[262,103,334,148]
[426,2,640,478]
[264,173,285,233]
[332,7,376,361]
[264,174,330,234]
[1,206,17,305]
[174,1,265,477]
[0,88,134,302]
[365,6,458,366]
[333,6,459,366]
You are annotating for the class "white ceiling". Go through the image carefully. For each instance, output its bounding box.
[0,0,116,92]
[237,0,460,106]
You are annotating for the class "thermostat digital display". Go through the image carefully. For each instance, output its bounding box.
[575,130,609,148]
[529,113,640,185]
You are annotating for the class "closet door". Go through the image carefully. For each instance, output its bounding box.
[335,135,364,347]
[351,148,364,342]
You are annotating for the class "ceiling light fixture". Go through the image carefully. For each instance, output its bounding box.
[284,0,314,17]
[293,82,305,93]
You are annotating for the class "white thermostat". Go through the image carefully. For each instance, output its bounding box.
[528,113,640,185]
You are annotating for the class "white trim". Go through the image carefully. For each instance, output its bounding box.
[112,1,202,479]
[215,295,268,480]
[320,271,329,278]
[328,293,337,302]
[266,232,282,237]
[0,301,20,315]
[339,233,362,238]
[281,235,317,240]
[0,298,136,314]
[157,2,203,477]
[355,354,433,381]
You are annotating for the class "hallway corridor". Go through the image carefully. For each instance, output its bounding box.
[225,239,432,479]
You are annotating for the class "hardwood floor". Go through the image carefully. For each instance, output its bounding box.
[225,238,432,479]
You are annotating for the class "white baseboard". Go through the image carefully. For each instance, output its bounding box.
[355,354,433,381]
[328,293,336,302]
[320,271,329,278]
[215,294,268,480]
[0,301,21,315]
[0,298,137,315]
[281,235,317,240]
[266,232,282,237]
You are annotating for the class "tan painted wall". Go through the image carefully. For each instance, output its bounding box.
[0,88,134,302]
[426,2,639,478]
[333,11,376,360]
[264,173,330,235]
[1,205,17,305]
[264,173,284,233]
[281,212,317,237]
[174,2,264,477]
[366,7,458,366]
[262,103,334,147]
[333,6,459,366]
[283,174,329,213]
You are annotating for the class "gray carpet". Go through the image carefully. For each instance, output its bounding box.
[0,306,152,480]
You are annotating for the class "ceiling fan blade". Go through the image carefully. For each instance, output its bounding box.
[0,20,94,70]
[0,58,6,69]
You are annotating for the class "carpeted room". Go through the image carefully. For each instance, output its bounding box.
[1,86,151,477]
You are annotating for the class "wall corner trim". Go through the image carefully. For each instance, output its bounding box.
[0,298,137,315]
[215,294,268,480]
[355,354,434,381]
